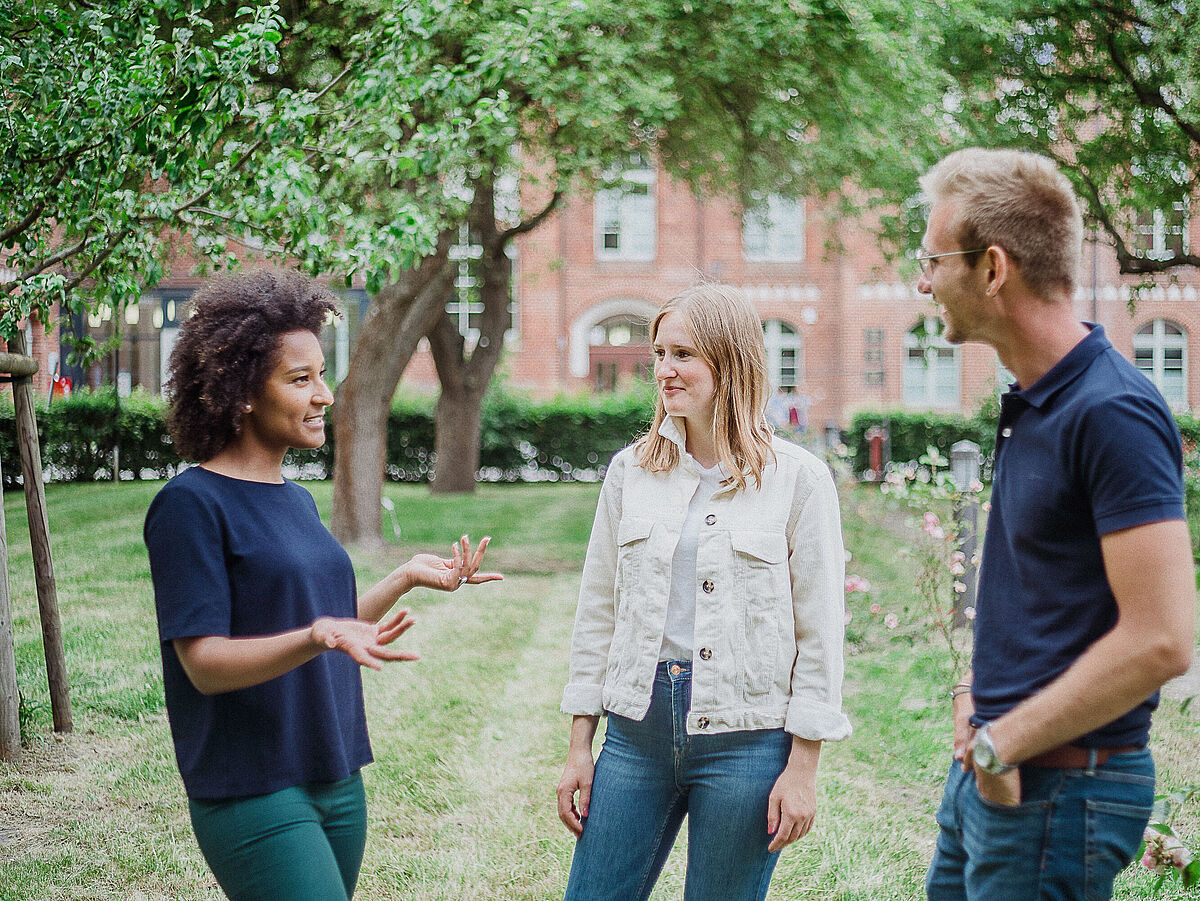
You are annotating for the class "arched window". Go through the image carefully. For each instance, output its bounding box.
[762,319,803,389]
[1134,319,1188,410]
[590,315,653,391]
[903,317,960,408]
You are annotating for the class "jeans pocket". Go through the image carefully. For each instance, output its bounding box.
[1084,798,1153,901]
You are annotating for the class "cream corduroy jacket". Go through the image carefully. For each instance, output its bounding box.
[561,417,852,741]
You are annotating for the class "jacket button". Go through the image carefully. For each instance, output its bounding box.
[702,579,715,593]
[699,647,712,660]
[697,716,710,729]
[704,514,716,526]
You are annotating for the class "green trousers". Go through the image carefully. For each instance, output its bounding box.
[188,771,367,901]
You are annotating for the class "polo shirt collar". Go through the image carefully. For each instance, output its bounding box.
[1012,323,1109,409]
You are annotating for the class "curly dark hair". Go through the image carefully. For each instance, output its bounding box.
[165,269,340,462]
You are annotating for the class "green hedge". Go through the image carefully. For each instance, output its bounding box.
[0,384,656,486]
[845,409,998,477]
[0,390,185,488]
[849,407,1200,482]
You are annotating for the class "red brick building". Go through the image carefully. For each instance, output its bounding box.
[53,161,1200,432]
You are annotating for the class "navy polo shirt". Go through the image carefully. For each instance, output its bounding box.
[972,325,1184,748]
[145,467,372,799]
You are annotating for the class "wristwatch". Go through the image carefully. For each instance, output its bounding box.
[972,722,1016,775]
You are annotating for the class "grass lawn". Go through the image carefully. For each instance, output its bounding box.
[0,480,1197,900]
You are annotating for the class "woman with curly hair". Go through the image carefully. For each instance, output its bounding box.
[144,269,500,900]
[556,284,850,900]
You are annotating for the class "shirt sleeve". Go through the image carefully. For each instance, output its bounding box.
[145,481,233,642]
[561,452,626,716]
[784,460,852,741]
[1081,391,1185,536]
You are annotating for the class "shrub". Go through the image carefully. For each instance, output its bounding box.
[0,384,656,485]
[846,409,996,478]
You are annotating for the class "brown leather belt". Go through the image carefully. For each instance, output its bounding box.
[1023,744,1142,768]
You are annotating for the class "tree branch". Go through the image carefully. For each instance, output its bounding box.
[1104,30,1200,147]
[1075,169,1200,274]
[2,232,92,293]
[497,189,563,245]
[60,228,133,293]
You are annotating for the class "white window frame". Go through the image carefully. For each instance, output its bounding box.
[903,317,960,408]
[742,195,805,262]
[762,319,803,389]
[594,161,657,262]
[1135,201,1189,261]
[445,223,520,346]
[1134,318,1188,410]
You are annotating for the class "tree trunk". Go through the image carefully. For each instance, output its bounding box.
[329,237,456,546]
[427,181,513,495]
[430,367,488,494]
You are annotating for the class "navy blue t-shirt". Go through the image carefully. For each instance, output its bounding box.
[972,325,1185,747]
[144,466,372,799]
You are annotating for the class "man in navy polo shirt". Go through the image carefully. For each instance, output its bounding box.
[917,147,1195,901]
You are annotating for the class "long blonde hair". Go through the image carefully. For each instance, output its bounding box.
[634,283,775,491]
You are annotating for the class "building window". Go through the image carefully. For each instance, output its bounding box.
[322,289,369,386]
[1134,201,1189,260]
[445,223,518,345]
[589,314,652,392]
[742,195,805,262]
[903,317,960,408]
[1134,319,1188,410]
[864,328,884,386]
[594,157,657,261]
[762,319,802,389]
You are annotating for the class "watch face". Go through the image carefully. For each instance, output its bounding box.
[974,727,1010,774]
[975,740,997,771]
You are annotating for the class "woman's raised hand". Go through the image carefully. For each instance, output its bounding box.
[402,535,504,592]
[310,613,420,669]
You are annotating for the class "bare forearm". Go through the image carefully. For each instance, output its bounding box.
[357,567,413,623]
[991,521,1194,763]
[174,629,324,695]
[784,735,821,779]
[568,714,601,754]
[989,622,1189,762]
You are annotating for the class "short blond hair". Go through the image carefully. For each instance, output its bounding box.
[634,283,775,491]
[919,148,1083,297]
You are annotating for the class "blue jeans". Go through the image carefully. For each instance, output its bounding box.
[564,661,792,901]
[188,771,367,901]
[926,750,1155,901]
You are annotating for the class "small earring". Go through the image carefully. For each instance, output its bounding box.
[243,404,252,413]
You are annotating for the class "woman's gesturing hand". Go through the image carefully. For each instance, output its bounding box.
[403,535,504,592]
[311,612,420,669]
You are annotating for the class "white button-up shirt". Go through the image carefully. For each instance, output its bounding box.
[561,417,852,740]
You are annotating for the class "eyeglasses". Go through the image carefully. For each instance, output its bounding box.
[915,248,987,275]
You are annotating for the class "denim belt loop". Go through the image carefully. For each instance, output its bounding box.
[1085,747,1098,776]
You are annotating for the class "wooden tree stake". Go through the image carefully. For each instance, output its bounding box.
[0,447,21,760]
[9,334,72,733]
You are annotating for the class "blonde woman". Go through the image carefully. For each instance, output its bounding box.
[556,284,851,900]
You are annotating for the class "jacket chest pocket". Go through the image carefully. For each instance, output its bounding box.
[609,517,655,681]
[730,530,789,696]
[616,517,655,600]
